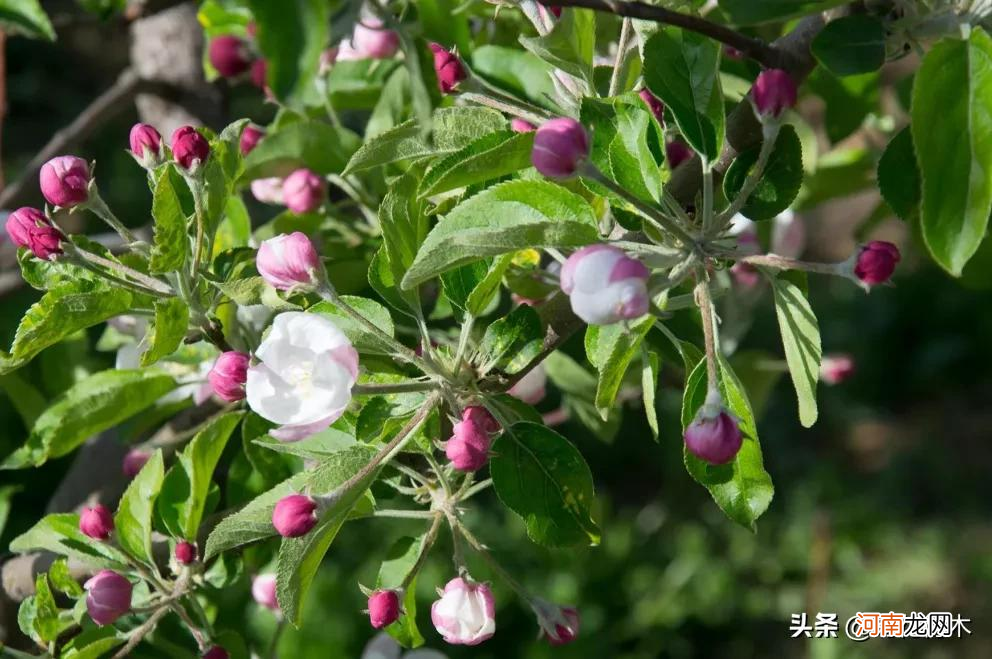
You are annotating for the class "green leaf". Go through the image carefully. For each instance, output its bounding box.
[912,29,992,275]
[243,120,360,179]
[811,15,886,76]
[158,412,243,539]
[48,558,84,598]
[0,0,55,40]
[343,120,434,174]
[248,0,328,105]
[60,627,126,659]
[447,254,514,317]
[718,0,847,25]
[0,484,19,538]
[376,536,427,648]
[642,348,660,440]
[0,373,45,428]
[32,573,58,643]
[580,96,664,203]
[205,444,376,559]
[2,283,134,374]
[140,298,189,366]
[770,275,821,427]
[681,356,774,530]
[643,27,724,160]
[723,125,803,220]
[476,304,544,375]
[9,513,130,568]
[432,107,507,150]
[150,165,189,273]
[419,130,534,198]
[586,316,655,418]
[520,8,596,85]
[471,45,557,107]
[309,296,396,354]
[877,127,921,221]
[276,447,382,626]
[1,369,175,469]
[378,174,427,309]
[114,450,165,566]
[325,59,402,110]
[402,180,599,288]
[490,422,600,547]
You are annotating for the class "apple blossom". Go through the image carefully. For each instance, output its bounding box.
[40,156,90,207]
[246,312,357,441]
[208,351,250,402]
[252,573,280,610]
[282,168,326,214]
[272,493,319,537]
[531,118,589,178]
[175,541,197,565]
[821,354,856,385]
[429,43,467,93]
[532,599,580,645]
[84,570,132,626]
[5,207,63,260]
[560,244,650,325]
[240,124,265,155]
[684,390,743,465]
[250,177,284,205]
[255,233,323,291]
[171,126,210,171]
[129,123,163,167]
[352,18,400,59]
[368,589,402,628]
[209,35,252,77]
[430,577,495,645]
[854,240,900,286]
[79,504,114,540]
[122,448,151,478]
[752,69,798,119]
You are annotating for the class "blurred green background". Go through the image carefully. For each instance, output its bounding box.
[2,6,992,659]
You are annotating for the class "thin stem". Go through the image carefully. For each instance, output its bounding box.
[460,92,550,126]
[400,512,445,590]
[716,123,780,228]
[539,0,784,69]
[454,520,533,603]
[353,381,439,395]
[694,277,720,393]
[113,605,171,658]
[373,509,437,519]
[267,618,286,658]
[701,158,714,233]
[328,394,440,497]
[67,244,173,297]
[86,192,141,247]
[736,253,845,277]
[581,164,700,252]
[453,314,475,375]
[459,478,493,502]
[609,18,635,96]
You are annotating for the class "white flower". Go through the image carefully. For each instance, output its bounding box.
[250,177,285,205]
[430,578,495,646]
[560,245,650,326]
[246,312,358,442]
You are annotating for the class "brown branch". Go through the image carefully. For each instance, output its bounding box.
[539,0,786,69]
[0,69,184,210]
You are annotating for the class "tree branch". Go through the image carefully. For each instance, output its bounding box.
[538,0,786,69]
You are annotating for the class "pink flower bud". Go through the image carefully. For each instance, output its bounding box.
[368,589,401,628]
[462,405,500,434]
[560,244,650,325]
[203,646,229,659]
[752,69,797,119]
[533,600,580,646]
[174,541,197,564]
[122,448,151,478]
[666,139,692,169]
[854,240,900,286]
[510,118,536,133]
[129,123,163,167]
[549,6,563,17]
[820,353,855,385]
[445,418,492,472]
[429,43,467,94]
[256,232,322,291]
[209,35,253,77]
[250,177,284,205]
[240,124,265,155]
[6,207,63,261]
[171,126,210,171]
[208,351,250,402]
[39,156,90,207]
[272,494,318,537]
[281,168,326,214]
[638,88,665,123]
[508,364,548,404]
[27,223,63,260]
[724,45,745,60]
[532,118,590,179]
[84,570,132,626]
[252,573,279,610]
[431,577,496,645]
[352,18,400,59]
[251,59,268,90]
[684,401,743,465]
[79,504,114,540]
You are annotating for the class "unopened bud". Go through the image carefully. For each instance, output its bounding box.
[256,232,323,291]
[252,573,280,611]
[820,353,855,385]
[531,118,590,179]
[281,168,326,214]
[853,240,900,286]
[684,391,743,465]
[84,570,132,626]
[171,126,210,172]
[272,494,318,537]
[638,88,665,123]
[368,589,401,628]
[208,351,250,402]
[79,504,114,540]
[240,124,265,156]
[209,35,253,77]
[752,69,798,119]
[560,245,650,325]
[429,43,467,94]
[39,156,90,208]
[122,448,151,478]
[129,123,164,168]
[174,541,197,565]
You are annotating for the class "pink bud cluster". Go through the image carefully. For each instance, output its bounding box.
[5,207,63,260]
[445,406,500,472]
[430,43,467,94]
